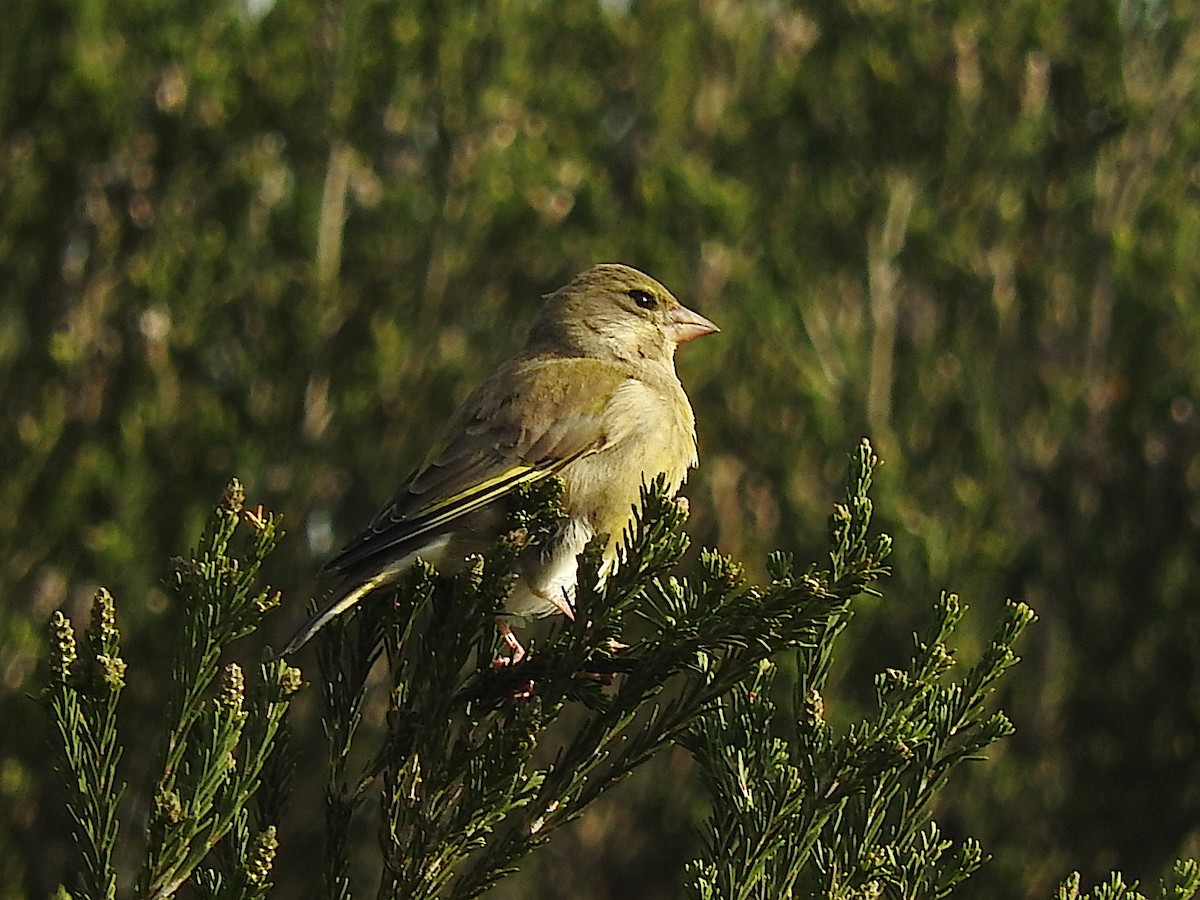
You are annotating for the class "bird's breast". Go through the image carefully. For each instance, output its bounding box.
[563,377,697,550]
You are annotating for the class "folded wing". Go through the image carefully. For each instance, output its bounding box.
[321,357,631,579]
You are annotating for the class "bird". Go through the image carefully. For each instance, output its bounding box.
[282,263,718,658]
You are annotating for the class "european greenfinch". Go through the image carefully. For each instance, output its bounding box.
[283,263,718,657]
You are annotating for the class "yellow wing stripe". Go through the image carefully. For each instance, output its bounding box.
[326,444,599,575]
[407,464,545,531]
[404,442,596,530]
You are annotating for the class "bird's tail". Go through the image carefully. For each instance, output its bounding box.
[280,571,393,656]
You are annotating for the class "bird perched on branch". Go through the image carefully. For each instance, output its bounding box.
[282,263,718,658]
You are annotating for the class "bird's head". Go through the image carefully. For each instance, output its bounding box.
[528,263,719,364]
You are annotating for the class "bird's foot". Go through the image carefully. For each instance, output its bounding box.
[493,618,527,667]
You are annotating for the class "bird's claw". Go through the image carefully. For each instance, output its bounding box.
[494,619,526,666]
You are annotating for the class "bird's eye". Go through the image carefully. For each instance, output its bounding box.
[628,289,658,310]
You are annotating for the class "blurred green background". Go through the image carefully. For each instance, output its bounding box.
[4,0,1200,895]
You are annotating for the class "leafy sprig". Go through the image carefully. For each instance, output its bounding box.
[42,480,297,900]
[315,439,898,898]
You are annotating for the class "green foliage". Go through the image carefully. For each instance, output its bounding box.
[679,446,1037,900]
[314,442,893,898]
[684,593,1035,900]
[41,481,298,899]
[1056,859,1200,900]
[36,452,1199,897]
[43,590,125,900]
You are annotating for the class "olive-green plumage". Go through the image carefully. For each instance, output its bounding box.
[283,264,718,656]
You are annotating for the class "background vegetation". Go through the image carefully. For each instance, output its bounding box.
[3,0,1199,895]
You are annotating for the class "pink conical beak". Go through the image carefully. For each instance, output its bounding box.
[666,303,720,344]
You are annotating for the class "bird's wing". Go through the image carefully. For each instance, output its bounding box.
[322,356,633,576]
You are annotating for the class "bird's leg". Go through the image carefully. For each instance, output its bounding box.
[494,618,526,666]
[492,589,574,668]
